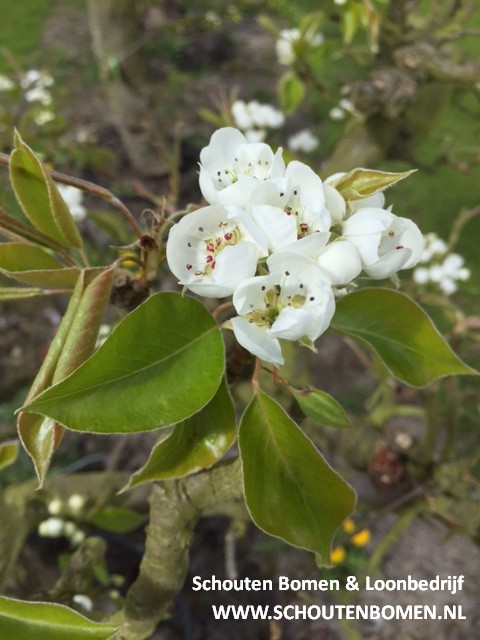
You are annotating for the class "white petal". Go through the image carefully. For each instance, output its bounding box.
[364,247,412,279]
[324,184,346,223]
[249,204,297,251]
[230,317,284,364]
[316,240,362,285]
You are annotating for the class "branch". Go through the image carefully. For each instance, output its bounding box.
[115,457,245,640]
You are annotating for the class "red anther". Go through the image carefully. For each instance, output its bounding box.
[206,243,215,252]
[205,255,214,263]
[396,245,404,250]
[300,223,308,233]
[224,232,233,241]
[186,264,193,270]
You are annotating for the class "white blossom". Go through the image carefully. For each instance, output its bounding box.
[287,129,319,153]
[38,517,65,538]
[68,494,86,515]
[413,238,470,295]
[230,253,334,365]
[276,27,324,66]
[72,594,93,612]
[166,204,266,298]
[57,185,87,221]
[329,107,346,121]
[34,110,55,126]
[199,127,285,207]
[47,498,63,516]
[0,74,15,91]
[343,207,424,279]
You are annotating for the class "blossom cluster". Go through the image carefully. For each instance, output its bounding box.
[231,99,285,143]
[413,232,470,295]
[275,27,324,66]
[166,128,423,365]
[0,68,56,127]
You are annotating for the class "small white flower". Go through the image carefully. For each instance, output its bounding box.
[47,498,63,516]
[57,184,87,221]
[329,107,346,121]
[34,110,55,126]
[199,127,285,207]
[275,27,324,66]
[166,204,266,298]
[0,74,15,91]
[287,129,319,153]
[68,494,86,515]
[244,128,267,143]
[230,253,334,364]
[38,517,65,538]
[342,207,424,278]
[231,100,254,130]
[72,594,93,612]
[413,266,430,285]
[276,28,300,65]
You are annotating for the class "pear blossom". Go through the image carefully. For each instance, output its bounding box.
[342,207,423,279]
[199,128,285,207]
[413,238,470,295]
[275,27,324,66]
[0,74,14,91]
[57,184,87,221]
[166,204,266,298]
[287,129,319,153]
[230,253,335,365]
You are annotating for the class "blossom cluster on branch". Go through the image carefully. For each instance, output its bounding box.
[167,128,423,364]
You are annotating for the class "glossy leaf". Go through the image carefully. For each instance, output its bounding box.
[24,292,225,433]
[332,288,476,387]
[330,168,416,201]
[239,391,356,562]
[0,242,80,288]
[0,596,117,640]
[291,387,351,428]
[126,378,236,488]
[18,269,114,485]
[0,440,19,471]
[88,506,147,533]
[9,131,82,248]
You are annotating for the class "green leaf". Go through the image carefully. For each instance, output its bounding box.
[0,242,80,288]
[239,391,356,562]
[9,131,82,248]
[126,377,236,488]
[279,71,306,116]
[331,288,477,387]
[0,207,66,251]
[18,269,114,486]
[0,596,117,640]
[88,506,147,533]
[23,292,225,433]
[330,168,416,201]
[290,387,351,428]
[0,440,19,471]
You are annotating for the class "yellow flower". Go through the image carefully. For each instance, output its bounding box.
[351,528,371,547]
[330,546,346,565]
[342,518,356,534]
